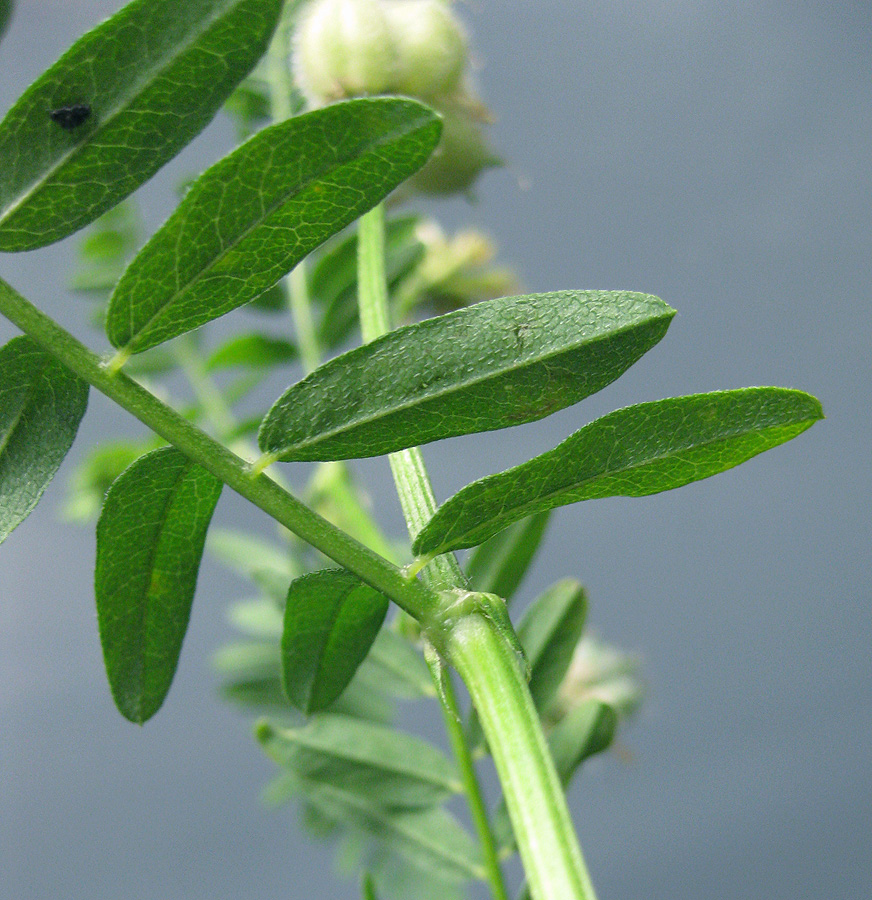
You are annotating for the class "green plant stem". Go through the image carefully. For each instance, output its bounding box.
[357,204,510,900]
[357,203,598,900]
[449,614,598,900]
[0,276,441,625]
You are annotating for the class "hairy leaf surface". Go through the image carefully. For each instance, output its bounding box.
[282,569,389,714]
[0,335,88,543]
[260,291,675,461]
[106,99,441,354]
[415,388,824,554]
[256,715,460,809]
[0,0,284,250]
[95,447,222,723]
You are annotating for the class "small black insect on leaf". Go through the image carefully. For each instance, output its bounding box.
[49,104,91,131]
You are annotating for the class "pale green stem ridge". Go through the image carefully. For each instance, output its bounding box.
[0,276,441,625]
[357,205,510,900]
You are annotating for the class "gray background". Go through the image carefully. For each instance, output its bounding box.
[2,1,870,899]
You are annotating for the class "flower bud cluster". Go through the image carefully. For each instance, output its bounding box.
[293,0,499,194]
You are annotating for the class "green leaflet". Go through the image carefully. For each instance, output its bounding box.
[0,1,13,44]
[415,387,824,555]
[313,214,424,349]
[207,527,297,600]
[216,640,395,723]
[204,334,297,372]
[282,569,389,715]
[465,511,551,603]
[259,290,675,462]
[105,98,441,354]
[256,715,460,809]
[95,446,222,723]
[548,699,618,785]
[0,336,88,544]
[0,0,284,251]
[517,579,587,714]
[276,772,483,884]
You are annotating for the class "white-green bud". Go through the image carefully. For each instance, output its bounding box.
[385,0,468,100]
[293,0,399,105]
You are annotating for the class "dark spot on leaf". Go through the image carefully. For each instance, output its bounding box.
[49,104,91,130]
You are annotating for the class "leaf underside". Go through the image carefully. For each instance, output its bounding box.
[105,98,441,354]
[0,335,88,543]
[0,0,284,251]
[259,290,675,461]
[415,387,824,555]
[95,446,222,723]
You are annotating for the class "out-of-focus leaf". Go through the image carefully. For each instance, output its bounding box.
[205,333,297,372]
[548,699,618,784]
[0,0,285,250]
[105,98,441,354]
[282,569,389,714]
[0,0,13,42]
[0,335,88,543]
[362,873,379,900]
[95,447,222,722]
[61,437,159,522]
[226,598,283,639]
[259,291,674,462]
[517,579,587,713]
[256,715,460,809]
[277,772,482,883]
[416,388,824,555]
[314,215,424,349]
[69,200,142,294]
[360,627,435,699]
[207,527,296,600]
[465,511,550,603]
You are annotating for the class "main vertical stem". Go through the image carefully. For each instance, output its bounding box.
[358,204,510,900]
[357,203,599,900]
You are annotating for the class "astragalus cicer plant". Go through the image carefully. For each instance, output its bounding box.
[0,2,822,899]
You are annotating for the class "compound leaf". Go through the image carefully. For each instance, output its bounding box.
[282,569,389,715]
[0,335,88,543]
[415,388,824,555]
[259,290,675,461]
[256,714,460,809]
[95,446,222,723]
[0,0,284,250]
[105,98,441,354]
